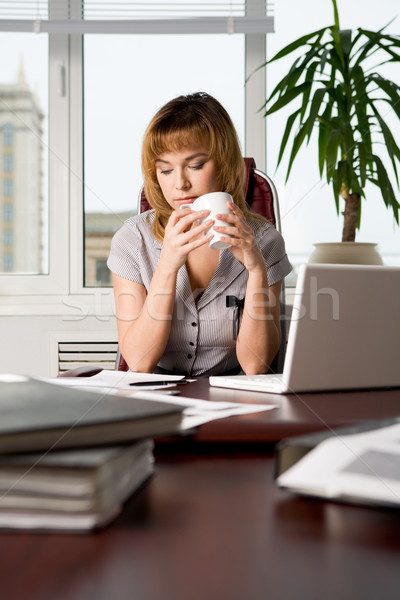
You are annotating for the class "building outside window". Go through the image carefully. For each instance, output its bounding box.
[3,229,13,246]
[3,252,13,271]
[0,46,47,275]
[96,259,111,286]
[3,153,13,172]
[3,122,14,146]
[3,179,13,197]
[3,203,14,222]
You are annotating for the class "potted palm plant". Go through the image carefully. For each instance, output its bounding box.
[260,0,400,263]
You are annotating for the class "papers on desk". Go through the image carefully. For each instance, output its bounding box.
[132,390,274,429]
[276,420,400,508]
[50,370,187,390]
[49,370,277,431]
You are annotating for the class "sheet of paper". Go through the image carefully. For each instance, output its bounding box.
[127,390,275,430]
[42,370,186,391]
[42,375,277,430]
[277,423,400,505]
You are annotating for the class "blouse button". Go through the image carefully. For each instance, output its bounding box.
[187,354,193,359]
[191,322,197,327]
[189,342,194,347]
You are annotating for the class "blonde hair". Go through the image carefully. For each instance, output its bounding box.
[141,92,266,242]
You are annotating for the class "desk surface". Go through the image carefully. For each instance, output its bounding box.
[185,378,400,442]
[1,381,400,600]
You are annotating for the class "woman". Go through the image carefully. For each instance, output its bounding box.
[107,92,291,376]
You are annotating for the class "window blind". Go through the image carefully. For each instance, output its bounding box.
[0,1,274,34]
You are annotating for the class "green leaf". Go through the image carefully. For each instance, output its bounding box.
[317,102,334,175]
[369,103,400,185]
[338,29,353,60]
[259,2,400,234]
[266,45,329,106]
[342,120,355,157]
[276,109,301,167]
[332,0,340,29]
[357,142,368,188]
[353,96,373,161]
[327,44,345,74]
[306,88,327,142]
[353,36,380,68]
[369,76,400,122]
[325,128,341,184]
[326,86,348,119]
[268,28,328,63]
[265,58,303,103]
[265,82,312,115]
[300,62,319,120]
[370,154,400,223]
[332,160,345,211]
[286,117,314,181]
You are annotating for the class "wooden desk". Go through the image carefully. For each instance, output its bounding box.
[1,382,400,600]
[184,378,400,442]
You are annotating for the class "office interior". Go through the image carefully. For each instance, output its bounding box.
[1,0,399,378]
[1,4,400,600]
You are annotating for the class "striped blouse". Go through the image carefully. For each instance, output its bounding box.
[107,210,292,376]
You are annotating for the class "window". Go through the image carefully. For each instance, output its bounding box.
[3,229,13,245]
[1,0,269,295]
[3,154,13,172]
[3,123,13,146]
[96,260,111,286]
[83,33,245,287]
[3,252,13,271]
[3,180,13,197]
[3,203,14,222]
[0,32,50,281]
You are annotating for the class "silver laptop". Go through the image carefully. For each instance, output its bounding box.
[209,263,400,394]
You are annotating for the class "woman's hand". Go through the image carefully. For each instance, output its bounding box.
[160,208,214,272]
[213,201,265,273]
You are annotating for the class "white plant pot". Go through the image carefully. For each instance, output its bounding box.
[308,242,384,265]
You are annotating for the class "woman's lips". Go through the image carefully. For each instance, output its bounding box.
[175,197,197,206]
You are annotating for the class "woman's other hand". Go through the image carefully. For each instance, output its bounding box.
[160,208,214,271]
[213,201,265,273]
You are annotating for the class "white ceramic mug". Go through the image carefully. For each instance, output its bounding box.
[181,191,233,250]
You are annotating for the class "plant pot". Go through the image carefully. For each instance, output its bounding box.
[308,242,384,265]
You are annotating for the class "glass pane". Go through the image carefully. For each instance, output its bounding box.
[267,0,400,285]
[0,33,49,275]
[83,34,244,287]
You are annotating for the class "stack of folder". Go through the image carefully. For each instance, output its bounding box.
[0,375,184,531]
[275,417,400,509]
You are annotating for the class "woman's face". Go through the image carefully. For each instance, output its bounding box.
[155,143,220,211]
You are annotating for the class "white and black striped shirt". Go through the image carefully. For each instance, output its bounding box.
[107,211,292,376]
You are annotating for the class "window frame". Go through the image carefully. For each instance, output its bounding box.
[1,33,69,295]
[1,6,267,306]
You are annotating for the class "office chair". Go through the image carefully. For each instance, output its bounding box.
[61,158,287,377]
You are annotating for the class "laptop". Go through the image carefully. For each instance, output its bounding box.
[209,263,400,394]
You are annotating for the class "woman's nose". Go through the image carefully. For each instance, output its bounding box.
[175,170,190,190]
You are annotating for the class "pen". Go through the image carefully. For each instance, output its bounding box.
[129,381,179,387]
